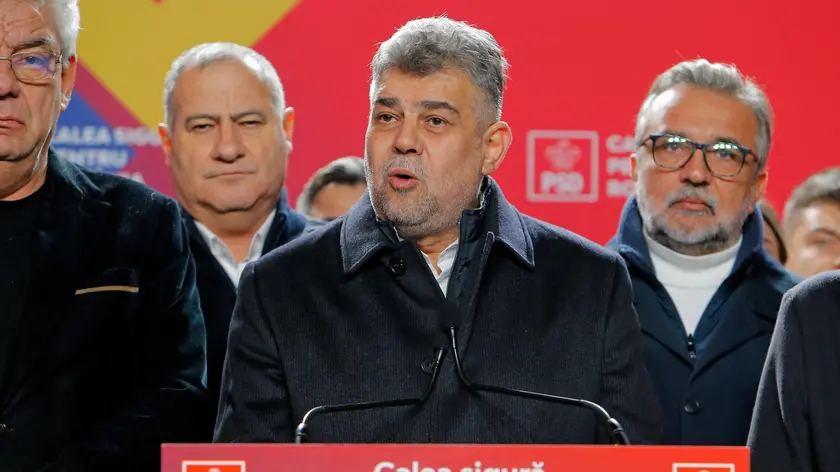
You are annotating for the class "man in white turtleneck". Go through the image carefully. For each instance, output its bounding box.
[607,59,801,446]
[644,232,741,340]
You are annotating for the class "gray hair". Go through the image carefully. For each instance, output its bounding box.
[162,42,286,128]
[634,59,773,172]
[296,156,367,215]
[369,15,509,126]
[36,0,81,66]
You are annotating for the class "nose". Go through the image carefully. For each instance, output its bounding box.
[679,147,712,186]
[0,59,21,98]
[212,121,245,163]
[393,118,423,156]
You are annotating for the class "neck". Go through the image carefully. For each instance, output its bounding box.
[415,227,459,271]
[189,200,276,261]
[646,229,742,257]
[645,231,741,269]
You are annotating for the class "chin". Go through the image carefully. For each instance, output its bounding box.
[209,197,261,213]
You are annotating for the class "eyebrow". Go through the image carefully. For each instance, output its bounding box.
[810,227,840,239]
[184,114,219,124]
[662,129,745,146]
[231,110,266,120]
[374,97,400,109]
[374,97,460,114]
[184,110,267,124]
[419,100,459,115]
[14,37,58,51]
[713,136,745,147]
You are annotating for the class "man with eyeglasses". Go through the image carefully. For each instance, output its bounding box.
[606,59,801,445]
[0,1,208,470]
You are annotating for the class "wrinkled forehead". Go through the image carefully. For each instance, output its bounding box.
[0,0,59,52]
[371,68,477,103]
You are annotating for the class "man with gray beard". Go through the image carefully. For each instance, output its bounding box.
[607,59,801,446]
[214,15,662,444]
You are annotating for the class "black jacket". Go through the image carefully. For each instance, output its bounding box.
[214,178,663,445]
[0,151,208,472]
[748,270,840,472]
[181,189,312,412]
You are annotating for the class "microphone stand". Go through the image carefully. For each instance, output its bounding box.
[295,349,446,444]
[447,327,631,446]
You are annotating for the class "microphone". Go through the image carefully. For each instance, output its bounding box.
[294,348,446,444]
[446,327,632,445]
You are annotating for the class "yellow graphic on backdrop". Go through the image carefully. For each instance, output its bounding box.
[77,0,300,129]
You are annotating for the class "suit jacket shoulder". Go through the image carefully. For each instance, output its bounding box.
[522,214,629,273]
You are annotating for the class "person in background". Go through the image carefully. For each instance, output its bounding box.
[214,15,662,445]
[759,199,787,264]
[159,42,318,418]
[0,0,208,469]
[748,269,840,471]
[296,156,366,221]
[607,59,800,445]
[782,167,840,277]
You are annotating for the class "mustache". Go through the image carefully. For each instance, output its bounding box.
[665,186,719,213]
[381,157,427,179]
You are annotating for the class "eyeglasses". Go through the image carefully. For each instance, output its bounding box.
[642,133,756,178]
[0,51,62,84]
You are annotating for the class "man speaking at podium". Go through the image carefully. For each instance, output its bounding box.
[214,16,662,445]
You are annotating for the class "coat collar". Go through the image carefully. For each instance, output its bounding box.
[340,176,534,274]
[608,194,768,277]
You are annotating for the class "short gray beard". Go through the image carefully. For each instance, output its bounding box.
[636,179,754,257]
[365,157,481,240]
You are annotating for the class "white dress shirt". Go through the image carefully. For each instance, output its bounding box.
[419,240,459,296]
[194,210,276,287]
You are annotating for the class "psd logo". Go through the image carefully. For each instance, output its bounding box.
[181,460,246,472]
[672,463,735,472]
[526,130,599,203]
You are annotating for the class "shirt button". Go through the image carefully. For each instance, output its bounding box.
[684,399,700,414]
[389,257,406,276]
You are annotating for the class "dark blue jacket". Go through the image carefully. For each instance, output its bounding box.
[606,196,801,445]
[181,189,319,423]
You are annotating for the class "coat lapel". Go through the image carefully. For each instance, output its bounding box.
[630,272,694,365]
[690,276,780,379]
[0,155,108,410]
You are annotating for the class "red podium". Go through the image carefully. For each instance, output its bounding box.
[162,444,749,472]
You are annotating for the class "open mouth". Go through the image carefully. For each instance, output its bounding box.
[387,169,419,188]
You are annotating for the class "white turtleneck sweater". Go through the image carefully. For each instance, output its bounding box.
[644,232,742,336]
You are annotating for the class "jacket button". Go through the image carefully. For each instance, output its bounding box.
[389,257,406,276]
[0,423,10,435]
[683,400,700,414]
[421,357,439,375]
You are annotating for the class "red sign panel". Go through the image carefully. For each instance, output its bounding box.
[163,444,749,472]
